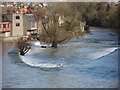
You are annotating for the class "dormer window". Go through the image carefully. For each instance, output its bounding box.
[16,16,20,19]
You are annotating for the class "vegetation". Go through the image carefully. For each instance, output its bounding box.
[17,38,31,56]
[6,2,118,55]
[37,3,86,48]
[2,2,118,28]
[27,2,118,48]
[69,2,118,28]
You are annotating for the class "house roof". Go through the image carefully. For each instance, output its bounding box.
[26,8,46,19]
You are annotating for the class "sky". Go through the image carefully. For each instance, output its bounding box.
[0,0,119,2]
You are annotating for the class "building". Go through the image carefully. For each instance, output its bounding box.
[7,8,28,14]
[0,22,11,32]
[12,14,25,36]
[1,13,38,37]
[58,16,64,27]
[80,21,86,32]
[24,14,38,36]
[0,22,11,37]
[1,4,49,38]
[27,8,47,34]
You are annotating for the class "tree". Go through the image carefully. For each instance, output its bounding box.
[72,2,118,28]
[17,38,31,56]
[37,3,86,48]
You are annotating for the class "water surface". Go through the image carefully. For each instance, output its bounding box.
[2,27,119,88]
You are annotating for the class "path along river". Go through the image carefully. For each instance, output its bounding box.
[1,27,119,88]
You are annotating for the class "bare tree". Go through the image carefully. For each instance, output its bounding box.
[17,38,31,56]
[38,3,85,48]
[15,3,87,56]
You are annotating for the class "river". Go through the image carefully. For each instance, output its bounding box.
[1,27,119,88]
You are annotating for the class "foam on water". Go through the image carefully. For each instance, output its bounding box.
[34,41,41,46]
[19,47,118,68]
[33,41,51,47]
[20,55,64,68]
[89,47,118,59]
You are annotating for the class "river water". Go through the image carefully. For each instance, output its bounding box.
[1,27,119,88]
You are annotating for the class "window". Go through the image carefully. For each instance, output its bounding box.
[7,10,10,13]
[16,23,20,26]
[16,16,20,19]
[3,24,6,28]
[2,16,4,19]
[13,10,16,13]
[8,24,9,28]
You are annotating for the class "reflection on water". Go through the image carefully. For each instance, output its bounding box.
[2,27,119,88]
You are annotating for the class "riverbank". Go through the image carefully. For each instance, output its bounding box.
[1,36,29,43]
[1,37,19,43]
[90,26,119,32]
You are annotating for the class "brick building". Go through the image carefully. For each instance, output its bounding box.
[0,22,11,32]
[0,22,11,37]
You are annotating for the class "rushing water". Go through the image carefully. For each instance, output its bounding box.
[2,27,119,88]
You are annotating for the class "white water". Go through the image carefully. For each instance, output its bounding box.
[89,47,118,59]
[19,45,118,68]
[20,55,64,68]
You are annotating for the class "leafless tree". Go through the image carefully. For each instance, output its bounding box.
[17,38,31,56]
[38,3,85,48]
